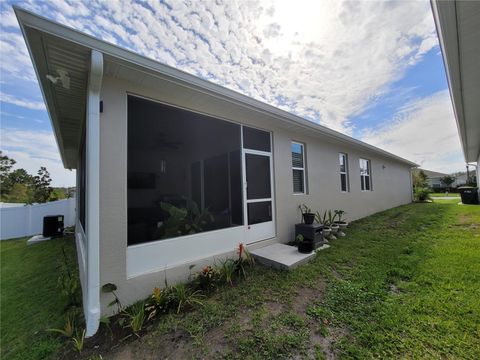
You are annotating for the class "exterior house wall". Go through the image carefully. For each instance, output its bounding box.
[98,75,413,314]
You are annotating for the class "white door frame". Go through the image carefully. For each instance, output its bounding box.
[241,128,275,244]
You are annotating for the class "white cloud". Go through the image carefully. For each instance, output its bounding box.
[360,90,465,173]
[2,0,460,177]
[0,91,45,110]
[0,128,75,187]
[0,24,36,81]
[0,6,18,28]
[6,0,438,134]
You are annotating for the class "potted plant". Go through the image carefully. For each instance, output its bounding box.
[299,204,315,225]
[296,234,314,253]
[333,210,348,237]
[316,211,331,241]
[327,210,339,240]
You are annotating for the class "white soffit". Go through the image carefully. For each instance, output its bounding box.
[17,23,90,169]
[15,6,418,168]
[432,0,480,163]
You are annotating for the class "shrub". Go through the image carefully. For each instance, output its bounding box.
[71,329,85,353]
[194,266,218,292]
[122,301,146,337]
[414,186,431,201]
[235,243,255,279]
[171,283,205,313]
[218,259,237,285]
[145,286,174,320]
[47,313,76,338]
[57,246,80,307]
[102,283,122,313]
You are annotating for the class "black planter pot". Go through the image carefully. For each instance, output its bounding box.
[303,213,315,224]
[298,239,314,253]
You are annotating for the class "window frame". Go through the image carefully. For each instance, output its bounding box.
[291,141,307,195]
[359,158,372,192]
[339,152,349,192]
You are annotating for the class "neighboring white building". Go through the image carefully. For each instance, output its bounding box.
[419,169,466,189]
[421,169,449,189]
[15,7,417,336]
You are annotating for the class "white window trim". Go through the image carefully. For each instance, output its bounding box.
[339,153,349,192]
[292,141,306,195]
[360,158,372,192]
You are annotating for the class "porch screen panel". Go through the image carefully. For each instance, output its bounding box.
[127,96,243,245]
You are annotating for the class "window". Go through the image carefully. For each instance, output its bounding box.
[127,96,243,245]
[339,153,349,192]
[359,158,371,191]
[292,142,306,194]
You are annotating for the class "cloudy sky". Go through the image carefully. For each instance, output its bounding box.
[0,0,464,186]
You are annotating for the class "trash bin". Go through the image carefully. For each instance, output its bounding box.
[458,187,479,205]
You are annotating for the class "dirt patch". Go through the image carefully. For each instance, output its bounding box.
[289,279,353,360]
[308,327,349,360]
[200,322,234,358]
[292,280,326,314]
[453,214,478,230]
[105,329,193,360]
[264,300,285,316]
[458,214,474,224]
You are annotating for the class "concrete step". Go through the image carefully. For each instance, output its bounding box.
[250,243,317,270]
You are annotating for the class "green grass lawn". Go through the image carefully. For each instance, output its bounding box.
[430,192,460,197]
[0,235,78,360]
[1,202,479,359]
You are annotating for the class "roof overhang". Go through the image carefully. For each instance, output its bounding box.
[431,0,480,163]
[15,6,418,169]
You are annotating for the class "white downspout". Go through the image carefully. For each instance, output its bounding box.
[85,50,103,337]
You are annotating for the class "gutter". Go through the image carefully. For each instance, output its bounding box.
[85,50,103,337]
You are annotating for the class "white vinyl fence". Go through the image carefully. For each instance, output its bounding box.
[0,198,76,240]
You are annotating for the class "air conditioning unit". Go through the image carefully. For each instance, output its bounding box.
[43,215,64,237]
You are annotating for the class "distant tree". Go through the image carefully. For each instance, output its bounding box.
[32,167,53,203]
[412,169,429,189]
[467,175,477,187]
[0,151,16,174]
[49,188,67,201]
[440,175,455,191]
[0,151,16,197]
[7,168,34,185]
[0,152,54,204]
[6,183,33,203]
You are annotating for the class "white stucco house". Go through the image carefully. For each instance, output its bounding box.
[431,0,480,193]
[420,169,449,189]
[15,7,417,336]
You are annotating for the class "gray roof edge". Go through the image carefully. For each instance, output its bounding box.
[14,5,418,167]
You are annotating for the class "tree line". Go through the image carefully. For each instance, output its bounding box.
[0,151,70,204]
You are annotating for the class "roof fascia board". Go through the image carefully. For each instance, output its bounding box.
[14,6,417,167]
